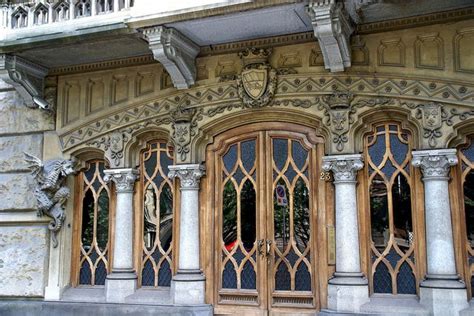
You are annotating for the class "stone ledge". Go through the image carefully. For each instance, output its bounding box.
[0,300,213,316]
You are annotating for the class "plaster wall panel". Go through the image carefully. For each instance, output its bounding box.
[0,134,43,172]
[0,89,54,135]
[0,226,48,297]
[0,174,37,211]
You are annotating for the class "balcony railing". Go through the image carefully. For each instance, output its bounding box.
[0,0,134,29]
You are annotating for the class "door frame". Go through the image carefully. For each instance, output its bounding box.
[201,122,329,315]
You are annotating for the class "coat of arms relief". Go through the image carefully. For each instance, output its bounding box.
[237,48,277,107]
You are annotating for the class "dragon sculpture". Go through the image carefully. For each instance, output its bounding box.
[24,153,76,248]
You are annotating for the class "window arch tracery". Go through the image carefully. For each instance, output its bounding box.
[364,122,419,295]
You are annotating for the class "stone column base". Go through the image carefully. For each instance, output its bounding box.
[420,282,469,316]
[44,285,62,300]
[171,271,206,305]
[327,278,369,313]
[105,271,137,303]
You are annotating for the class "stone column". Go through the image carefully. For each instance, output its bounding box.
[169,164,206,305]
[322,154,369,313]
[103,168,138,303]
[412,149,468,316]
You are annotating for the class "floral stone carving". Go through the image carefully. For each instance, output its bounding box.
[24,153,76,247]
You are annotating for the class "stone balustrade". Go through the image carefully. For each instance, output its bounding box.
[0,0,133,30]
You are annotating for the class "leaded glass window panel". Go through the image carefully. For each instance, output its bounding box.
[139,140,175,287]
[365,123,417,295]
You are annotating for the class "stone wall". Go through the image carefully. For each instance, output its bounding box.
[0,78,54,297]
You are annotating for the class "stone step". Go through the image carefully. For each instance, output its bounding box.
[0,300,213,316]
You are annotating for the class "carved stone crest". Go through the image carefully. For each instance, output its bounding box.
[237,48,276,108]
[171,106,197,163]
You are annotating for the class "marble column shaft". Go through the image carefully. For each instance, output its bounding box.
[412,149,461,283]
[322,154,366,284]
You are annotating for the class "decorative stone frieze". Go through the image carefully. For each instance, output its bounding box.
[142,26,200,90]
[24,153,76,247]
[322,154,364,183]
[103,168,138,192]
[0,54,51,111]
[412,149,458,179]
[169,164,205,189]
[307,0,354,72]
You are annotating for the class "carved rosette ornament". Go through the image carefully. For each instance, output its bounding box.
[24,153,76,248]
[237,48,277,108]
[168,164,205,189]
[103,168,138,193]
[412,149,458,180]
[322,154,364,183]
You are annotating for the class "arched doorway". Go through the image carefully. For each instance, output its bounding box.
[205,122,326,315]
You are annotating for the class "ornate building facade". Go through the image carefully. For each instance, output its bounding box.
[0,0,474,315]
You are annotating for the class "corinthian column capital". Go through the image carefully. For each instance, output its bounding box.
[322,154,364,183]
[412,149,458,180]
[169,164,205,189]
[103,168,138,193]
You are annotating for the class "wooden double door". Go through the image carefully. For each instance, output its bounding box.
[210,124,324,315]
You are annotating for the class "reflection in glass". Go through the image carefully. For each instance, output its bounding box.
[81,189,94,248]
[465,172,474,245]
[222,181,237,250]
[293,178,310,253]
[370,174,389,250]
[143,185,157,250]
[159,183,173,252]
[96,189,109,250]
[392,174,413,250]
[274,179,290,252]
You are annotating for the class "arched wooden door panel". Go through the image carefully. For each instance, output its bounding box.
[207,124,324,315]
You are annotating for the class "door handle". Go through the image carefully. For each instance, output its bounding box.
[257,239,265,257]
[266,239,272,257]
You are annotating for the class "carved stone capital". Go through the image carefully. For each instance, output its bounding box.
[307,0,354,72]
[0,54,51,110]
[322,154,363,183]
[142,26,200,89]
[169,164,205,189]
[104,168,138,193]
[412,149,458,180]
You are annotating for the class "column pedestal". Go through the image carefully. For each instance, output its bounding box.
[322,154,369,313]
[103,168,138,303]
[169,164,206,305]
[413,149,469,316]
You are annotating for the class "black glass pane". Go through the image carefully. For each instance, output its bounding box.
[222,181,237,249]
[273,138,288,171]
[96,189,109,251]
[386,247,401,268]
[397,261,416,294]
[392,174,413,251]
[81,189,94,247]
[94,260,107,285]
[284,163,297,183]
[381,159,397,180]
[295,262,312,291]
[294,178,310,253]
[141,259,154,286]
[286,248,299,267]
[373,262,392,293]
[370,174,389,251]
[465,172,474,244]
[234,247,245,266]
[159,184,173,252]
[79,260,92,285]
[222,260,237,289]
[223,144,237,172]
[274,179,290,252]
[463,143,474,163]
[241,179,256,250]
[275,262,291,291]
[83,162,96,183]
[143,184,157,250]
[292,140,308,170]
[160,150,173,179]
[144,150,157,178]
[390,134,408,166]
[234,166,246,184]
[241,261,256,289]
[158,259,172,287]
[151,248,161,262]
[241,140,256,173]
[369,132,386,167]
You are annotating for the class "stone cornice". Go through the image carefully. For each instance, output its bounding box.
[322,154,364,183]
[412,149,458,180]
[142,26,200,90]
